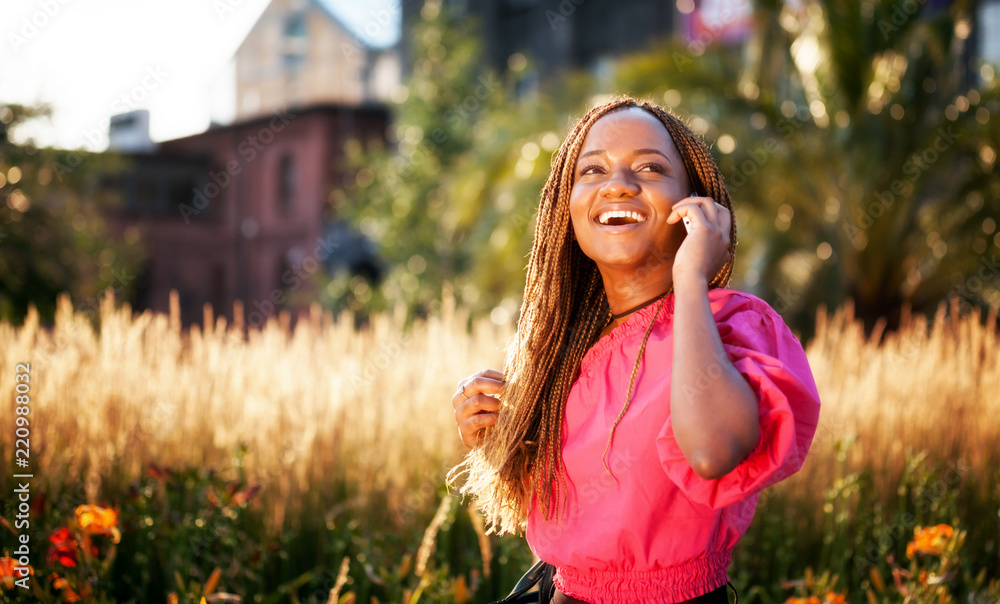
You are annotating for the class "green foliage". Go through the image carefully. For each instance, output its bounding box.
[0,104,142,324]
[610,1,1000,335]
[4,443,999,603]
[343,0,998,337]
[337,2,590,320]
[335,1,500,317]
[730,439,1000,603]
[110,463,272,603]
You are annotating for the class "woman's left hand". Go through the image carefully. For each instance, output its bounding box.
[666,196,731,287]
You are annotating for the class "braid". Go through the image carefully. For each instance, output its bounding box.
[601,295,668,479]
[448,95,737,534]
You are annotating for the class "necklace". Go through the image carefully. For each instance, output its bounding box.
[601,294,669,477]
[609,290,671,321]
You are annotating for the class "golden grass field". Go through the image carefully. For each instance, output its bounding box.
[1,291,998,602]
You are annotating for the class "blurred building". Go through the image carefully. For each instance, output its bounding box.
[108,110,156,153]
[98,0,403,326]
[234,0,400,120]
[104,103,388,326]
[401,0,684,82]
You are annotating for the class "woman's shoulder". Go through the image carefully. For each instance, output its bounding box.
[705,288,807,359]
[706,287,782,322]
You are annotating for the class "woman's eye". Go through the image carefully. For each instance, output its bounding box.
[637,163,664,173]
[579,165,603,176]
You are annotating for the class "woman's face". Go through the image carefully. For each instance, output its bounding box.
[568,107,692,278]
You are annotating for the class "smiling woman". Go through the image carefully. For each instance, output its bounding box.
[449,96,821,604]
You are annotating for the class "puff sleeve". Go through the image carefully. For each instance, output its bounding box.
[655,292,821,509]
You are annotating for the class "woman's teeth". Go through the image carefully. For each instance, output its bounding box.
[598,210,647,225]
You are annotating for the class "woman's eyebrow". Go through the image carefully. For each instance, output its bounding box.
[578,148,671,160]
[633,149,671,159]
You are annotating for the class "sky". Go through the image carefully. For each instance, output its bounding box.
[0,0,400,151]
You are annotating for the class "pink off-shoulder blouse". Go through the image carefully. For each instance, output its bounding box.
[525,288,821,603]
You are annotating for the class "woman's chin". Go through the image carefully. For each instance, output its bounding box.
[586,247,675,274]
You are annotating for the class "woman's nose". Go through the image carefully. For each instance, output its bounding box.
[598,168,640,198]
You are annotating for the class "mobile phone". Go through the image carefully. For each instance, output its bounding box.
[682,192,695,233]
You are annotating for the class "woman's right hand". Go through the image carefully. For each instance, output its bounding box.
[453,369,504,450]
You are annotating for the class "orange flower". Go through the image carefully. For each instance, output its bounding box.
[824,592,847,604]
[74,504,121,543]
[52,574,82,602]
[784,598,820,604]
[231,483,261,506]
[0,556,33,590]
[906,524,954,559]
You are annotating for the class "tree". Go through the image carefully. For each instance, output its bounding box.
[337,0,579,320]
[0,103,142,323]
[611,0,999,335]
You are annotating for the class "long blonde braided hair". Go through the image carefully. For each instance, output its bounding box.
[449,95,737,535]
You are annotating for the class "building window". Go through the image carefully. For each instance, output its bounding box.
[283,52,305,72]
[170,178,198,212]
[284,12,306,38]
[282,12,307,79]
[211,265,226,317]
[276,253,296,301]
[278,155,296,214]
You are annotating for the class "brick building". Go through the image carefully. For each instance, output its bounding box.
[106,103,388,326]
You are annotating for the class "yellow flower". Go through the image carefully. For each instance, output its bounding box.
[905,524,954,559]
[75,504,121,543]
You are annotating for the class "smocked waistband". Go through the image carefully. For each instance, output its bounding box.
[553,550,732,603]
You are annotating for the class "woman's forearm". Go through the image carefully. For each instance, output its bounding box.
[669,274,760,479]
